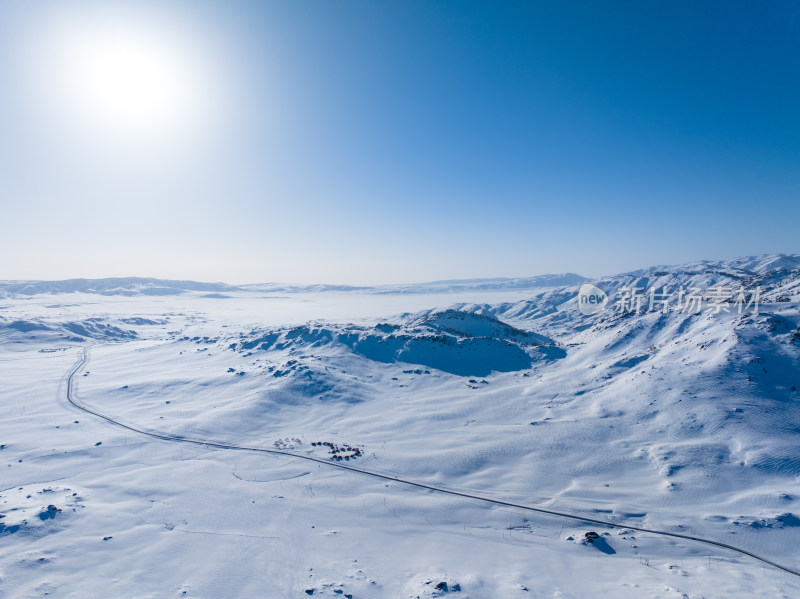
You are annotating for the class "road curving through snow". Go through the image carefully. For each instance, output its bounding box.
[65,345,800,579]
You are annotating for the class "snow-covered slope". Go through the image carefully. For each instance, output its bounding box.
[0,316,137,345]
[1,254,799,598]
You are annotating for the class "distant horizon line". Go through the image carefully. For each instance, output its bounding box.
[0,272,588,289]
[1,252,798,289]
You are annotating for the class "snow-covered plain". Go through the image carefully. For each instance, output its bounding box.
[2,255,800,598]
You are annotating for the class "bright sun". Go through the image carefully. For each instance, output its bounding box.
[67,35,185,130]
[40,10,207,146]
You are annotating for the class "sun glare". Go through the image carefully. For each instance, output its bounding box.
[66,35,184,130]
[39,10,209,147]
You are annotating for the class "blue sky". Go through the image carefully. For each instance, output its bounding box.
[0,0,798,284]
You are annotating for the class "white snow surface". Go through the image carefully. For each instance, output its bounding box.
[1,254,800,598]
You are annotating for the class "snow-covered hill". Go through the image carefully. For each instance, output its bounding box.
[0,317,137,345]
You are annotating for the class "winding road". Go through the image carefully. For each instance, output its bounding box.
[66,345,800,578]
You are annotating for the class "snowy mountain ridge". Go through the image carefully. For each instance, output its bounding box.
[0,273,586,298]
[2,253,797,299]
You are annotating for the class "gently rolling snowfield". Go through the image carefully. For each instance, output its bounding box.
[1,255,800,598]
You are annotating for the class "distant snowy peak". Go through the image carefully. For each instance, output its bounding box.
[378,273,587,294]
[0,277,236,298]
[241,273,587,294]
[468,254,800,337]
[596,253,800,306]
[621,253,800,279]
[0,255,796,298]
[715,253,800,274]
[0,273,586,298]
